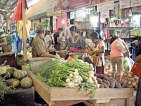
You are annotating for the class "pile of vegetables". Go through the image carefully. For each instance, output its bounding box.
[121,71,138,90]
[0,62,33,100]
[95,72,138,90]
[0,76,12,100]
[95,74,124,88]
[36,57,99,97]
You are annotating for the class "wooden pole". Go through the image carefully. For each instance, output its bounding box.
[22,0,27,62]
[5,13,8,32]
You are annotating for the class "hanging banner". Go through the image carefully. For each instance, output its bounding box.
[62,0,90,12]
[131,0,141,7]
[119,0,130,9]
[101,11,109,19]
[97,0,114,12]
[91,0,113,5]
[47,0,61,16]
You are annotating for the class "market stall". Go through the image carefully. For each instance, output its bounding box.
[22,57,134,106]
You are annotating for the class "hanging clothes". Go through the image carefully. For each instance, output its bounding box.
[12,0,22,21]
[17,20,31,39]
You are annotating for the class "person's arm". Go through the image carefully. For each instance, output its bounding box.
[40,52,58,59]
[0,38,7,46]
[89,41,105,56]
[66,46,69,51]
[78,46,87,53]
[91,46,105,55]
[57,37,62,44]
[122,41,130,57]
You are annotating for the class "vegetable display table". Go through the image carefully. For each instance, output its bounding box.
[23,58,134,106]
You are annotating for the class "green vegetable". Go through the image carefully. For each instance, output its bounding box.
[36,58,98,98]
[20,77,33,88]
[0,77,12,100]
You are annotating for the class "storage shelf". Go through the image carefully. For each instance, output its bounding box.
[75,21,90,23]
[104,37,138,43]
[104,27,134,30]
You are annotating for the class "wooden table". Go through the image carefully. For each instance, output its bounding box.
[23,66,134,106]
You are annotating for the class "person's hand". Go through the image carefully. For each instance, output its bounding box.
[50,48,56,52]
[135,54,141,63]
[54,56,59,59]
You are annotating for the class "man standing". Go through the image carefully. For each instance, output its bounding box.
[31,26,57,58]
[53,28,63,50]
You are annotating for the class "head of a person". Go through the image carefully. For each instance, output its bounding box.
[70,19,74,25]
[110,36,119,44]
[89,32,100,43]
[36,25,46,39]
[70,26,80,37]
[58,28,63,33]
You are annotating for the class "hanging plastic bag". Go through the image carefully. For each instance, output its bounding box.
[123,57,131,72]
[117,38,127,53]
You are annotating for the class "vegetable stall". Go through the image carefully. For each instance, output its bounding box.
[23,57,134,106]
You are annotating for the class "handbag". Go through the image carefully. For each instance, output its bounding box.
[117,38,127,53]
[131,62,141,77]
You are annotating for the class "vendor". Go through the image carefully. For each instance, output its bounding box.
[87,32,105,74]
[0,29,7,52]
[31,26,58,59]
[66,26,86,53]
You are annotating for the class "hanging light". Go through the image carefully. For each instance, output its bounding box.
[129,9,132,17]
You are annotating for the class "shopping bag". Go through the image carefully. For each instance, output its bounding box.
[131,62,141,77]
[117,38,127,53]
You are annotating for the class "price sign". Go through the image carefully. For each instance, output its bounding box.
[97,0,114,12]
[131,0,141,7]
[119,0,130,9]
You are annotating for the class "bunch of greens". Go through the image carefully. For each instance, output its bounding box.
[36,58,99,97]
[0,77,12,100]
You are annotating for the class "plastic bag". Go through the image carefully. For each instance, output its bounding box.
[117,38,127,53]
[123,57,131,71]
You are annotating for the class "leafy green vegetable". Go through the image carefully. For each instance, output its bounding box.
[0,77,13,100]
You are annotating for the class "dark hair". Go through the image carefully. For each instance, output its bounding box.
[36,25,45,34]
[70,19,74,25]
[58,28,63,31]
[90,31,102,40]
[110,36,119,44]
[70,26,80,34]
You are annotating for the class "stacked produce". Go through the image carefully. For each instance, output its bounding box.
[0,63,33,100]
[36,57,99,97]
[121,71,138,90]
[95,74,124,88]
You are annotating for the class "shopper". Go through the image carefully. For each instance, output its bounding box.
[57,31,67,50]
[44,30,56,54]
[53,28,63,50]
[87,32,105,74]
[65,19,74,39]
[110,36,130,81]
[31,25,57,58]
[66,26,86,53]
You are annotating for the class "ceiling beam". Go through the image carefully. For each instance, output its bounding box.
[25,0,46,19]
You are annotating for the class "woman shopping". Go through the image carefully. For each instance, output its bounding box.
[110,36,130,81]
[66,26,86,53]
[87,32,105,74]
